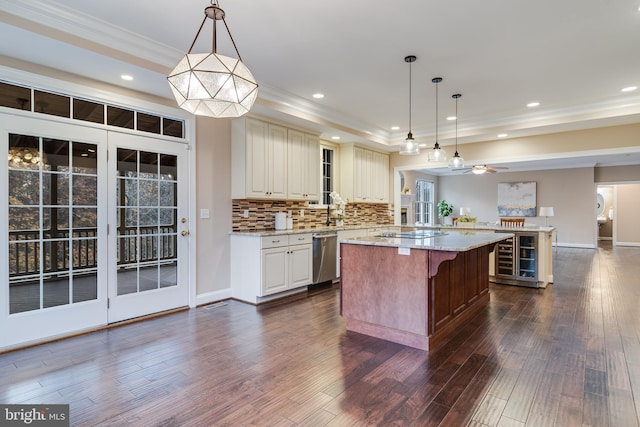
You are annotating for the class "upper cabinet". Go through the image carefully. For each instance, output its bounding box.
[232,118,319,201]
[287,130,320,201]
[340,145,389,203]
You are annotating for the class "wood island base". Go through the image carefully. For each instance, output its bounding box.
[340,242,495,351]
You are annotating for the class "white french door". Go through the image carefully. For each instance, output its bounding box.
[106,132,190,323]
[0,115,108,348]
[1,114,191,349]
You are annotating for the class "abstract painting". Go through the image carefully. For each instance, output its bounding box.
[497,181,537,217]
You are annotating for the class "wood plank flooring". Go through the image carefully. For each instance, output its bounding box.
[2,244,640,426]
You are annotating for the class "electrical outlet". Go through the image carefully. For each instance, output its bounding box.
[299,209,304,217]
[243,209,249,218]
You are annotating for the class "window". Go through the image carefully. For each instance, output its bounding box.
[415,179,434,225]
[321,146,335,205]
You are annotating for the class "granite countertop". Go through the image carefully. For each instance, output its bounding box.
[341,229,513,252]
[413,224,556,233]
[230,224,394,237]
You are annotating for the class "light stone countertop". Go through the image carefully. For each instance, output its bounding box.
[230,224,394,237]
[230,223,553,238]
[341,229,513,252]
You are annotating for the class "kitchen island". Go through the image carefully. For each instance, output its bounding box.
[340,230,512,351]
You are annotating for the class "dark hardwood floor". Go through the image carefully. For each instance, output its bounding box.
[2,244,640,426]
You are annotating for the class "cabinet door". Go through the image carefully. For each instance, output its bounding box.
[262,247,288,295]
[287,129,306,200]
[354,147,373,202]
[289,244,312,289]
[245,119,269,198]
[372,151,389,203]
[304,134,320,201]
[269,124,288,198]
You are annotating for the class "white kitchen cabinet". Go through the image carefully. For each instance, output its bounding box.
[287,130,320,201]
[372,151,390,203]
[231,233,313,303]
[232,118,287,199]
[340,144,389,203]
[233,118,320,201]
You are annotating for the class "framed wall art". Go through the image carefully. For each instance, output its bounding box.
[497,181,537,217]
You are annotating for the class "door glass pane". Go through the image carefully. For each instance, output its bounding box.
[116,148,178,296]
[7,134,99,314]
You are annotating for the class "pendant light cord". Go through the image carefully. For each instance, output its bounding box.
[452,93,461,156]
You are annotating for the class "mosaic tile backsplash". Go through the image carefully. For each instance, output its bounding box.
[232,199,393,231]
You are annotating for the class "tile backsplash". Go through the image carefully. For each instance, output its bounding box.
[232,199,393,231]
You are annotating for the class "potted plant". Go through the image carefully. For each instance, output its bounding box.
[437,200,453,225]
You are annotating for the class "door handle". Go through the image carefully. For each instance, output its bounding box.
[181,230,190,236]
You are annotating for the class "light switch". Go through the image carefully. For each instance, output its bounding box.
[200,209,210,219]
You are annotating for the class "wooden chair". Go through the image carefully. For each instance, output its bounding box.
[500,217,525,227]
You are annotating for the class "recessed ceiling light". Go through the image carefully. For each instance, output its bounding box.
[621,86,638,92]
[391,126,400,130]
[497,133,508,138]
[446,116,456,121]
[418,143,427,148]
[526,102,540,108]
[312,93,325,99]
[120,74,133,81]
[331,136,340,140]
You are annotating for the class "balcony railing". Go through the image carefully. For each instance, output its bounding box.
[9,226,176,279]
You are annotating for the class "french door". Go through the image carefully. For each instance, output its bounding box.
[1,116,107,347]
[106,132,189,323]
[1,114,190,349]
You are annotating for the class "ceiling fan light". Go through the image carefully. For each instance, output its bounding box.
[472,166,487,175]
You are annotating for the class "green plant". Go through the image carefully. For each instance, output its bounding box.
[437,200,453,217]
[457,215,477,222]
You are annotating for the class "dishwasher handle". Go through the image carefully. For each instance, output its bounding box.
[312,233,338,239]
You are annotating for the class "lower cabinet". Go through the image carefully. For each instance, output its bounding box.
[231,233,312,303]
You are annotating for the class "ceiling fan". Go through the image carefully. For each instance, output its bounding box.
[455,165,509,174]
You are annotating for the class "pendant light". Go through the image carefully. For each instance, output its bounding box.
[428,77,447,162]
[167,0,258,118]
[448,93,464,168]
[399,55,420,155]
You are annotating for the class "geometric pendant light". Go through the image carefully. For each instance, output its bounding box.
[167,1,258,118]
[399,55,420,155]
[428,77,447,161]
[448,93,464,168]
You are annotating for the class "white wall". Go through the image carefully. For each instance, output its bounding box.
[438,168,595,247]
[194,117,233,302]
[617,183,640,246]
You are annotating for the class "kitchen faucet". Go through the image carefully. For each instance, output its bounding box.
[326,204,331,226]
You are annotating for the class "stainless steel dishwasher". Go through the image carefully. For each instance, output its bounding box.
[312,231,338,284]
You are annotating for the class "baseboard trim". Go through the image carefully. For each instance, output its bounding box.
[196,288,233,307]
